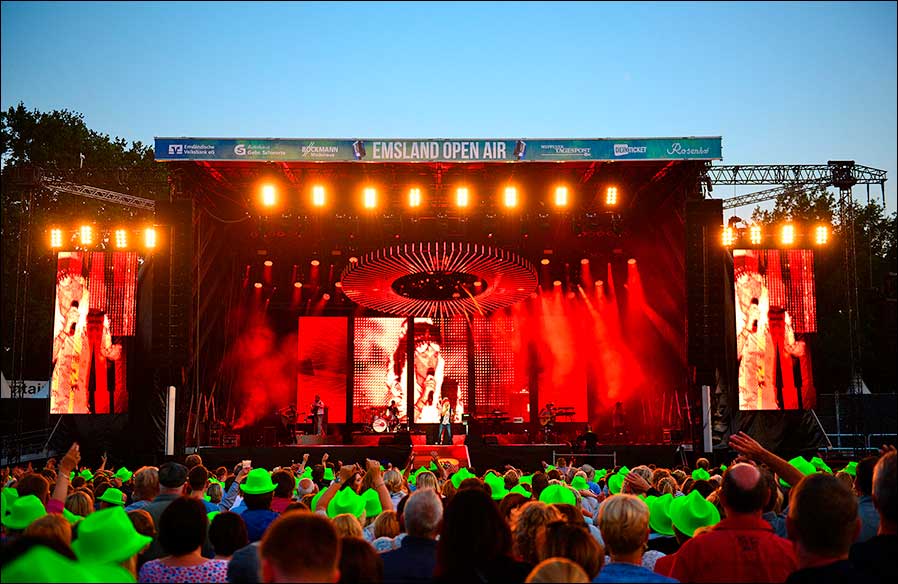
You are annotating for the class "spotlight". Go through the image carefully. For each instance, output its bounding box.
[749,225,762,245]
[80,225,94,246]
[261,184,277,207]
[580,258,589,265]
[263,260,273,267]
[348,256,358,264]
[323,293,331,301]
[815,225,829,245]
[503,187,518,208]
[335,281,343,289]
[722,227,735,247]
[595,280,603,287]
[627,258,636,265]
[554,186,569,207]
[363,187,377,209]
[50,229,63,249]
[254,282,263,289]
[408,187,422,208]
[144,228,157,249]
[553,280,562,287]
[312,185,326,207]
[455,187,470,208]
[541,258,550,265]
[114,229,128,249]
[294,282,303,289]
[781,224,795,246]
[605,186,618,206]
[311,260,320,267]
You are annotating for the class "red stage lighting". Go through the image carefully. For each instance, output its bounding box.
[323,293,331,301]
[541,258,550,265]
[254,282,263,289]
[294,282,303,289]
[263,260,273,267]
[335,282,343,289]
[553,280,562,287]
[581,258,589,265]
[627,258,636,265]
[311,259,320,267]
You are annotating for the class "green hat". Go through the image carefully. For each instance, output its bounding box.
[71,506,151,565]
[429,461,439,472]
[79,469,94,481]
[595,469,608,480]
[518,474,533,485]
[203,494,211,502]
[2,494,45,530]
[327,487,365,519]
[838,461,858,477]
[544,464,556,472]
[648,493,675,536]
[509,484,531,497]
[97,487,126,506]
[69,471,76,481]
[571,475,589,491]
[779,456,816,488]
[300,466,313,479]
[669,490,720,537]
[719,464,727,472]
[361,488,383,518]
[608,472,625,495]
[1,487,19,518]
[539,484,576,506]
[409,466,427,487]
[691,468,710,481]
[240,468,276,495]
[484,474,508,501]
[810,457,832,474]
[323,467,335,481]
[208,511,220,522]
[114,467,133,482]
[62,507,83,525]
[310,489,326,512]
[0,545,96,583]
[450,467,475,489]
[617,466,630,475]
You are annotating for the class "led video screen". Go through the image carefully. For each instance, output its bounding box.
[734,249,817,411]
[50,251,138,414]
[353,317,405,426]
[297,317,347,424]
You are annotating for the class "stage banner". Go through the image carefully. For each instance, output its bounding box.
[155,137,722,162]
[0,374,50,399]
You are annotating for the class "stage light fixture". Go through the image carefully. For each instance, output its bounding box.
[348,256,358,264]
[605,186,618,206]
[781,224,795,246]
[722,226,735,247]
[749,225,762,245]
[261,184,277,207]
[311,259,320,267]
[294,282,303,289]
[363,187,377,209]
[114,229,128,249]
[80,225,94,246]
[541,258,550,265]
[581,258,589,265]
[312,185,326,207]
[554,186,569,207]
[503,186,518,208]
[456,187,470,208]
[50,229,63,249]
[815,225,829,245]
[263,260,273,267]
[595,280,603,287]
[323,293,331,301]
[145,228,157,249]
[553,280,562,287]
[334,281,343,289]
[254,282,263,289]
[408,187,422,208]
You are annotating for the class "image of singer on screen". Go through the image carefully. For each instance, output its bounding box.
[385,318,445,423]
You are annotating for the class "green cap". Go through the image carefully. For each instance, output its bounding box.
[518,474,533,485]
[779,456,816,488]
[838,461,858,477]
[240,468,276,495]
[691,468,711,481]
[810,457,832,474]
[571,475,589,491]
[450,468,475,489]
[0,545,96,583]
[544,465,556,472]
[62,507,83,525]
[608,472,625,495]
[361,488,383,518]
[79,469,94,482]
[114,467,133,482]
[323,467,335,481]
[97,487,126,506]
[71,506,152,565]
[327,487,365,519]
[595,469,608,480]
[669,490,720,537]
[484,474,508,501]
[2,494,45,530]
[648,493,675,536]
[538,484,576,506]
[509,484,531,497]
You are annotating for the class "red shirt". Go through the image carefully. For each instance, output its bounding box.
[271,496,292,514]
[654,553,675,577]
[669,514,797,583]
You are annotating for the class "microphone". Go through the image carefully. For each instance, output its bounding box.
[68,300,79,336]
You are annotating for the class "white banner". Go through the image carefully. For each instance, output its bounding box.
[1,373,50,399]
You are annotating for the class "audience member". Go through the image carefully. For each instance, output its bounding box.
[855,456,881,543]
[850,449,896,581]
[259,511,340,583]
[512,501,563,566]
[596,494,676,583]
[526,557,589,583]
[338,537,383,584]
[209,511,249,560]
[537,520,603,579]
[125,466,160,512]
[381,489,443,583]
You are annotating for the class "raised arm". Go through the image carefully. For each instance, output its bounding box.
[728,431,805,487]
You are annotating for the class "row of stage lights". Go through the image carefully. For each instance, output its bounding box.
[48,226,158,250]
[259,183,619,211]
[721,224,830,247]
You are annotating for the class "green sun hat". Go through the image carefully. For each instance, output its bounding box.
[310,489,326,512]
[323,467,335,481]
[62,507,83,525]
[648,493,676,536]
[719,464,727,472]
[79,469,94,482]
[571,475,589,491]
[484,475,509,501]
[97,487,126,507]
[429,461,439,472]
[361,488,383,517]
[71,506,151,565]
[240,468,276,495]
[669,489,721,537]
[300,466,313,479]
[509,484,531,497]
[518,474,533,485]
[69,471,76,481]
[691,468,710,481]
[2,495,46,531]
[327,487,366,519]
[838,461,858,477]
[208,511,220,522]
[608,472,625,495]
[450,467,475,489]
[113,467,133,483]
[779,456,816,488]
[1,545,96,583]
[810,456,832,474]
[1,487,19,518]
[617,466,630,475]
[544,464,556,472]
[539,484,576,506]
[595,469,608,480]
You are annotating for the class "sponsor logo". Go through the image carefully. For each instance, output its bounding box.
[666,142,711,156]
[540,144,592,157]
[167,144,183,155]
[614,144,648,156]
[302,142,340,158]
[234,144,247,156]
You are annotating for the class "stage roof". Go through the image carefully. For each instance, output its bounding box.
[155,137,722,163]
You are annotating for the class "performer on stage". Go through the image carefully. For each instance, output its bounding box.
[612,402,627,441]
[539,403,557,443]
[387,400,400,431]
[311,394,326,436]
[438,397,452,445]
[280,404,297,444]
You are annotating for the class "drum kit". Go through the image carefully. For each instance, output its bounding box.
[364,406,403,433]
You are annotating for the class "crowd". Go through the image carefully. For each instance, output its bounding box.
[0,431,894,583]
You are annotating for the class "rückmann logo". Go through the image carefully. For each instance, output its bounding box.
[614,144,647,156]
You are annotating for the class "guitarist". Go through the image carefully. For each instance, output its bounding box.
[539,403,557,443]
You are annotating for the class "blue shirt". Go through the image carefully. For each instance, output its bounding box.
[593,562,679,583]
[857,495,880,543]
[381,536,438,583]
[240,509,279,542]
[124,499,151,512]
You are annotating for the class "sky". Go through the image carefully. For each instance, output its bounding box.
[2,1,896,214]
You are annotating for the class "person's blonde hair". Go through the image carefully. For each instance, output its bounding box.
[598,494,650,556]
[415,471,439,492]
[512,501,563,565]
[383,469,404,494]
[525,558,589,583]
[332,513,363,538]
[24,513,72,547]
[440,478,456,500]
[373,509,400,539]
[657,476,678,496]
[132,466,160,501]
[65,491,93,517]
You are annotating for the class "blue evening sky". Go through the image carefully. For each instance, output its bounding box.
[2,1,896,213]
